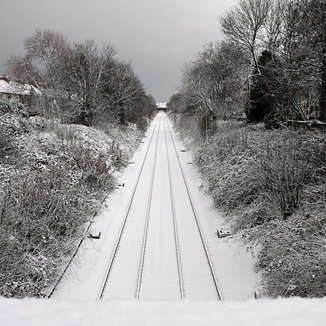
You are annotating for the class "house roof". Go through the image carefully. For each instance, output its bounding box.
[0,79,41,96]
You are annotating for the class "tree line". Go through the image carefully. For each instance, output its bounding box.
[6,30,156,127]
[169,0,326,129]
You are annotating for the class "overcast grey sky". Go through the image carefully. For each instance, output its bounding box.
[0,0,238,101]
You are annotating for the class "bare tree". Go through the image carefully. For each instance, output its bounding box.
[167,93,184,113]
[6,29,155,126]
[258,0,325,121]
[101,60,145,124]
[293,0,326,121]
[7,30,70,90]
[6,54,44,89]
[200,41,251,117]
[63,40,116,125]
[263,0,286,54]
[179,41,249,120]
[219,0,274,75]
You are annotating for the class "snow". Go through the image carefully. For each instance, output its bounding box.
[49,113,259,301]
[167,114,261,300]
[2,112,325,324]
[1,297,326,326]
[156,102,167,109]
[0,79,41,95]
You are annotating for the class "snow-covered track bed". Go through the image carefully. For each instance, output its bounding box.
[98,117,164,299]
[99,113,221,300]
[163,116,222,300]
[50,112,222,300]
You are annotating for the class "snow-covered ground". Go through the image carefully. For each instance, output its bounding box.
[2,112,325,324]
[50,112,259,301]
[1,297,326,325]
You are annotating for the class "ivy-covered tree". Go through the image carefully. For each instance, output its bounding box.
[246,50,276,122]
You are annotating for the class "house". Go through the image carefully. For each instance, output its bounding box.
[0,74,41,106]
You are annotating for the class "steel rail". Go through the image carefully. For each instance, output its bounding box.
[97,118,160,300]
[49,113,221,301]
[163,118,185,299]
[135,118,161,298]
[164,114,223,301]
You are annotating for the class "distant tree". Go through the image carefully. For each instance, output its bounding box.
[63,40,116,125]
[142,94,157,117]
[126,93,156,130]
[180,60,216,118]
[219,0,274,75]
[167,93,184,113]
[201,41,250,118]
[101,60,144,124]
[292,0,326,121]
[7,30,70,90]
[6,29,156,127]
[219,0,294,122]
[263,0,286,55]
[179,41,249,120]
[257,0,325,121]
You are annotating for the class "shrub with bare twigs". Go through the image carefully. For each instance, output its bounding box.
[0,103,142,297]
[176,115,326,298]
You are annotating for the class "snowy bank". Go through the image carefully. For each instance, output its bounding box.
[1,297,325,326]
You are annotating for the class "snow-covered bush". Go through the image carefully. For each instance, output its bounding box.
[0,125,9,158]
[263,109,288,130]
[254,130,318,219]
[0,167,89,297]
[0,107,142,297]
[176,114,326,298]
[0,99,27,116]
[257,214,326,298]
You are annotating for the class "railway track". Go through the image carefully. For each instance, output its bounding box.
[97,117,161,300]
[50,112,222,301]
[164,116,222,300]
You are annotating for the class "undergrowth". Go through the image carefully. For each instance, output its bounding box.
[176,114,326,298]
[0,101,141,297]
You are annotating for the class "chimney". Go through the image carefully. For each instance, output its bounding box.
[0,74,10,83]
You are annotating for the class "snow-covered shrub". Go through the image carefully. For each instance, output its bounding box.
[0,112,142,297]
[136,116,149,132]
[0,125,9,158]
[0,99,27,116]
[254,130,316,219]
[0,166,93,297]
[263,109,288,130]
[197,127,325,226]
[257,214,326,298]
[176,113,326,298]
[0,228,57,298]
[175,114,202,144]
[194,122,266,228]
